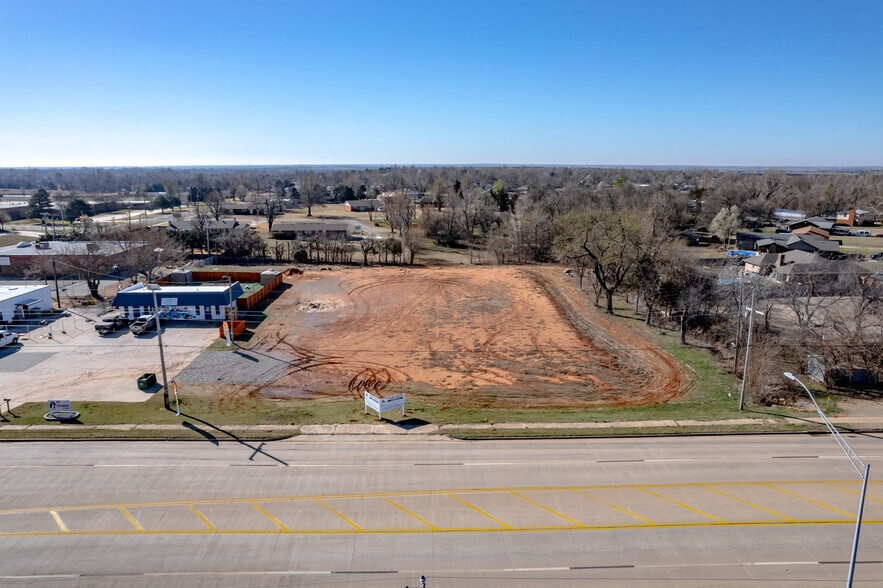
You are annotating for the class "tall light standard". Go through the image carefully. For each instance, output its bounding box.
[783,372,869,587]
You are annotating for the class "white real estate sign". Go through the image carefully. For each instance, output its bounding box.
[47,400,72,417]
[364,392,405,419]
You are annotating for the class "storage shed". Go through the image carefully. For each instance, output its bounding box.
[0,285,53,324]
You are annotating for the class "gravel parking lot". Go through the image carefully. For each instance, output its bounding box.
[1,309,219,410]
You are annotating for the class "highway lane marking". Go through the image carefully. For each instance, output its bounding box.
[447,494,511,529]
[48,510,68,532]
[314,499,362,530]
[765,485,857,518]
[383,498,438,529]
[571,489,656,524]
[637,488,727,522]
[250,503,289,530]
[187,504,216,530]
[701,486,794,521]
[118,507,144,531]
[509,491,583,526]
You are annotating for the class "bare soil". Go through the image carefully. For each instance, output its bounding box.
[236,265,685,409]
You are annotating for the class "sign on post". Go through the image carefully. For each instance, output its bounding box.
[364,392,405,420]
[47,400,72,418]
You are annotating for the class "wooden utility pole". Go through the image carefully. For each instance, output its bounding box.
[739,283,758,411]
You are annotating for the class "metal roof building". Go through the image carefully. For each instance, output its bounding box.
[0,285,53,323]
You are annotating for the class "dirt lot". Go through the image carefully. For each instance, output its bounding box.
[213,265,684,408]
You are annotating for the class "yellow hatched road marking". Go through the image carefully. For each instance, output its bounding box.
[830,483,883,502]
[383,498,437,529]
[702,486,794,521]
[571,489,656,524]
[447,494,511,529]
[49,511,68,532]
[187,504,216,530]
[638,488,726,522]
[0,518,879,539]
[766,485,856,518]
[314,499,362,530]
[509,492,582,526]
[118,507,144,531]
[251,503,288,530]
[1,480,880,516]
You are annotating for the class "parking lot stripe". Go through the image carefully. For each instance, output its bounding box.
[49,511,68,532]
[118,507,145,531]
[383,498,437,529]
[766,485,856,518]
[187,504,216,530]
[251,503,288,530]
[702,486,794,521]
[571,489,656,525]
[509,492,582,526]
[638,488,726,522]
[830,483,883,502]
[314,500,362,530]
[447,494,511,529]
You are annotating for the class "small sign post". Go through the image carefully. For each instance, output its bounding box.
[364,392,405,420]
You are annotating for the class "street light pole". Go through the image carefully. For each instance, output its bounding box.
[784,372,868,587]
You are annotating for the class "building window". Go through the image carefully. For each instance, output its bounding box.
[214,306,220,316]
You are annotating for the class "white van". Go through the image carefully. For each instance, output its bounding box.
[851,229,872,237]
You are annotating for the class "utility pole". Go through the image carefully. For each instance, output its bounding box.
[51,259,61,309]
[739,282,760,411]
[228,275,235,343]
[733,275,744,373]
[205,224,211,256]
[150,285,170,410]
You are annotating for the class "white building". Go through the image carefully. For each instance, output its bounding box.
[0,285,53,324]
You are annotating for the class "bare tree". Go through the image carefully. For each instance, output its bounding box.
[263,197,280,231]
[553,209,646,314]
[403,227,425,264]
[385,192,415,237]
[204,189,225,221]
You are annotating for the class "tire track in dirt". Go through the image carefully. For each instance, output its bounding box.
[524,267,685,406]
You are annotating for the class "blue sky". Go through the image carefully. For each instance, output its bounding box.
[1,0,881,167]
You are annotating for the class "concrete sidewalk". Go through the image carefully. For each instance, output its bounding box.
[3,415,883,436]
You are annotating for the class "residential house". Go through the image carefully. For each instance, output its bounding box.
[834,209,875,227]
[677,230,722,247]
[344,199,380,212]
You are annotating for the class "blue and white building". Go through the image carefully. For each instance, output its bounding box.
[112,282,244,321]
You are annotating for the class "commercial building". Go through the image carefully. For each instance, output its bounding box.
[0,285,53,324]
[111,282,245,321]
[270,220,352,240]
[0,240,140,276]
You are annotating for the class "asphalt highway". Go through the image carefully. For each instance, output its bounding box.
[1,434,881,586]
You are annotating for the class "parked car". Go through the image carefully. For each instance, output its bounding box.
[129,314,156,335]
[831,225,851,236]
[0,330,20,347]
[95,315,130,335]
[851,229,872,237]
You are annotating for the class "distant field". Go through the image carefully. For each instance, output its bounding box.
[0,232,36,247]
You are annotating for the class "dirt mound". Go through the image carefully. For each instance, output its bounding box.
[236,266,685,408]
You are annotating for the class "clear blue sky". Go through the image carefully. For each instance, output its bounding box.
[1,0,881,167]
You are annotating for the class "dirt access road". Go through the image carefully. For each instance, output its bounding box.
[238,266,683,409]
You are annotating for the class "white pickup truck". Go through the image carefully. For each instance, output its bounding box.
[0,330,20,347]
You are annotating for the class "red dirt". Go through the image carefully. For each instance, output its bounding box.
[245,266,686,408]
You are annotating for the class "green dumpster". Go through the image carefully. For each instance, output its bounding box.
[137,373,157,390]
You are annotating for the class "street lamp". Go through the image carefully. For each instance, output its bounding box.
[783,372,869,587]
